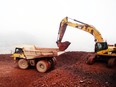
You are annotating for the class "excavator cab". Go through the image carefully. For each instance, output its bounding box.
[95,42,108,52]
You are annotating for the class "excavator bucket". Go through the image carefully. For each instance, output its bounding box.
[57,41,71,51]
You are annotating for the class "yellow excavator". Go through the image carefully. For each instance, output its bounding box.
[56,17,116,67]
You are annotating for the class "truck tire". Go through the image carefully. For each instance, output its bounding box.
[18,59,29,69]
[36,60,50,73]
[52,57,57,65]
[49,57,57,68]
[108,58,116,67]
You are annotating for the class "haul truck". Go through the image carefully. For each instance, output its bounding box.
[11,45,58,73]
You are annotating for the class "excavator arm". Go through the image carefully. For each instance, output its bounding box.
[56,17,104,51]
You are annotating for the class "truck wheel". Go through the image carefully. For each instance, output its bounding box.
[48,57,57,68]
[108,58,116,67]
[36,60,50,73]
[52,57,57,65]
[18,59,29,69]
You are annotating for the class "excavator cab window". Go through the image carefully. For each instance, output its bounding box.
[95,42,108,52]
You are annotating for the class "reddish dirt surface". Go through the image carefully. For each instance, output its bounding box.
[0,52,116,87]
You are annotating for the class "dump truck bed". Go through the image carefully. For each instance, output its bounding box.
[23,47,59,59]
[12,45,59,59]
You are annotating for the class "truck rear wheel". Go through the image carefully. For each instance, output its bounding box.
[49,57,57,68]
[36,60,50,73]
[18,59,29,69]
[52,57,57,65]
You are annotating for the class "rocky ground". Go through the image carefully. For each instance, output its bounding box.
[0,51,116,87]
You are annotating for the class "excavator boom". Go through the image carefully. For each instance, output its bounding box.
[57,17,104,51]
[56,17,116,67]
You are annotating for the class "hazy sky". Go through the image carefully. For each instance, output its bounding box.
[0,0,116,53]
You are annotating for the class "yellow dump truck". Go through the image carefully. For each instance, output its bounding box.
[11,45,59,73]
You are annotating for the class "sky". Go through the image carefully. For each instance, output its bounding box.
[0,0,116,53]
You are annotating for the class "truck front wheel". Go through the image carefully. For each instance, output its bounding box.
[18,59,29,69]
[36,60,50,73]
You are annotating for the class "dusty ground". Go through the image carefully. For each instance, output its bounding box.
[0,52,116,87]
